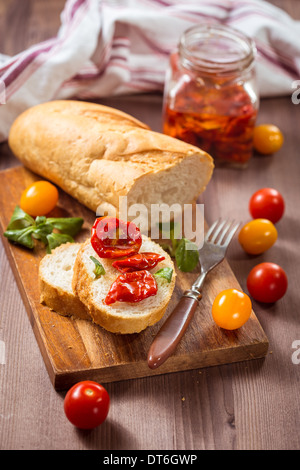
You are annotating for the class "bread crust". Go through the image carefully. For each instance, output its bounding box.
[39,243,91,320]
[72,238,176,334]
[8,100,214,215]
[39,277,91,320]
[39,236,176,333]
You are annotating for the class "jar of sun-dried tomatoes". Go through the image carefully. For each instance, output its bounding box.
[163,24,259,167]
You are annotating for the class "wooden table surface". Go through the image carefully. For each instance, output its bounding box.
[1,0,300,451]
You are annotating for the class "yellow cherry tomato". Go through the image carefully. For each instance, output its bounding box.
[253,124,284,155]
[20,180,59,216]
[212,288,252,330]
[238,218,277,255]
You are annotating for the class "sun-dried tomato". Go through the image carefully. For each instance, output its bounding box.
[91,217,142,259]
[104,270,158,305]
[112,252,165,273]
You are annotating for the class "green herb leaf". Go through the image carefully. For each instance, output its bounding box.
[46,232,74,253]
[5,205,35,230]
[4,226,35,249]
[47,217,84,237]
[159,220,182,257]
[3,205,84,252]
[90,256,106,279]
[35,215,47,226]
[175,238,199,272]
[154,267,173,283]
[160,220,181,247]
[31,223,54,244]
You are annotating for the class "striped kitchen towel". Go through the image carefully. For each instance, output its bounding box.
[0,0,299,141]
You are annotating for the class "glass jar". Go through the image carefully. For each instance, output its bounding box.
[162,24,259,168]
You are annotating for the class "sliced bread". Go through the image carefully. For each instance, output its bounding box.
[39,242,90,320]
[72,235,176,334]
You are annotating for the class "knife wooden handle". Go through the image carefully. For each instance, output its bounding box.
[147,295,200,369]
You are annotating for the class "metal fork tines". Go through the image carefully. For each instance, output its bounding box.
[147,219,240,370]
[187,219,241,299]
[206,218,240,247]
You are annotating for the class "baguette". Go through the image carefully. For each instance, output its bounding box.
[39,242,90,320]
[72,235,176,334]
[8,100,214,221]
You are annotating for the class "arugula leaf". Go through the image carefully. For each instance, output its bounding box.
[46,233,74,253]
[47,217,84,237]
[175,238,199,273]
[154,267,173,283]
[90,256,106,279]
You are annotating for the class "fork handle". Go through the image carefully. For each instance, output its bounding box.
[147,292,201,370]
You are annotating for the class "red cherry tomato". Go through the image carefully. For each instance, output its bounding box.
[249,188,285,223]
[212,288,252,330]
[20,180,59,216]
[247,262,288,303]
[64,380,110,429]
[91,217,142,259]
[105,270,157,305]
[112,252,165,273]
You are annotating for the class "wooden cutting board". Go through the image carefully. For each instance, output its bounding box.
[0,166,269,390]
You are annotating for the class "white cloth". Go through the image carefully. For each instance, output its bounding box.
[0,0,299,142]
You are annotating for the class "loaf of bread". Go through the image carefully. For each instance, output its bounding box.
[8,100,214,220]
[72,235,176,334]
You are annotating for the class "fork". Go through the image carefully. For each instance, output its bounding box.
[147,219,240,369]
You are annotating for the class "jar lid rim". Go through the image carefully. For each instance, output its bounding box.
[179,24,256,73]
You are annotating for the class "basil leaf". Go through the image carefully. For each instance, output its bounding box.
[47,217,84,237]
[154,267,173,283]
[170,221,181,247]
[4,226,35,249]
[5,205,35,230]
[160,220,180,243]
[32,223,54,244]
[46,232,74,253]
[4,206,84,252]
[175,238,199,272]
[159,220,173,239]
[159,220,182,256]
[35,215,47,226]
[90,256,105,279]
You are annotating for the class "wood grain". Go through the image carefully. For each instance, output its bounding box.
[0,166,268,390]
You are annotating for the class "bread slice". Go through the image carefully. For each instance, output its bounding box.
[39,242,90,320]
[72,235,176,334]
[8,100,214,222]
